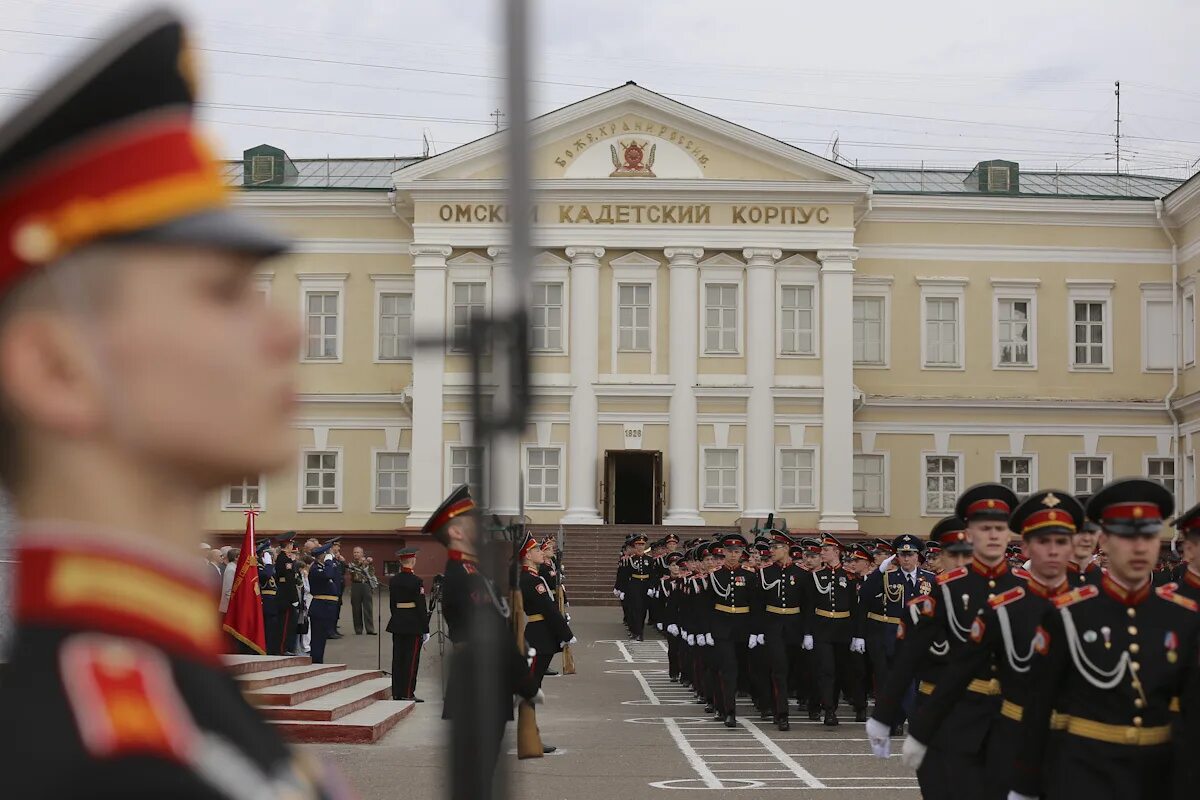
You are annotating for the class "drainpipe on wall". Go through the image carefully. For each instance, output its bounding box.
[852,187,875,423]
[1154,198,1181,508]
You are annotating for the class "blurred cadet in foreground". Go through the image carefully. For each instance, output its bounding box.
[0,8,352,798]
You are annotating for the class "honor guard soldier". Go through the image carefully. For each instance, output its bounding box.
[859,534,935,735]
[710,533,755,727]
[1011,479,1200,800]
[257,537,281,657]
[1172,503,1200,603]
[1069,494,1104,586]
[517,531,574,749]
[386,547,428,702]
[307,537,343,664]
[0,10,352,797]
[803,534,866,726]
[759,530,806,730]
[623,534,654,641]
[900,491,1081,799]
[660,552,686,682]
[870,484,1022,800]
[273,532,301,655]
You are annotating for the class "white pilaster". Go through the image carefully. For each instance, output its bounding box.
[743,248,782,519]
[562,246,605,524]
[817,248,859,531]
[664,247,705,525]
[487,246,521,517]
[405,244,452,527]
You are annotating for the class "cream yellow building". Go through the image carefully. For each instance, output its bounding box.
[207,82,1200,539]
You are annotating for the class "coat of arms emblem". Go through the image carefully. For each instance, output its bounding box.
[610,139,656,177]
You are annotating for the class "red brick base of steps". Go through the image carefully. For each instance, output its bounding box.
[224,655,413,744]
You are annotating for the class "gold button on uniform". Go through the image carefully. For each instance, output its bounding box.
[1127,608,1136,618]
[1128,626,1138,636]
[1131,662,1140,671]
[1133,717,1143,727]
[988,580,996,589]
[1129,643,1140,654]
[1135,698,1145,708]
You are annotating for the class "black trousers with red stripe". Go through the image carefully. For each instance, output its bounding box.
[391,633,422,700]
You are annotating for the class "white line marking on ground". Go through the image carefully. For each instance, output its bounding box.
[663,718,724,790]
[739,719,826,789]
[632,670,661,705]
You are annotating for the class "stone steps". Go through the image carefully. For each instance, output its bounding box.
[271,700,415,745]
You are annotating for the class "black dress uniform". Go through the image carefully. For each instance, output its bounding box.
[909,491,1082,800]
[386,550,428,701]
[709,534,755,726]
[804,534,865,725]
[257,539,282,658]
[874,484,1021,800]
[519,554,573,692]
[759,532,807,729]
[622,536,653,640]
[307,539,343,664]
[273,534,301,656]
[1013,479,1200,800]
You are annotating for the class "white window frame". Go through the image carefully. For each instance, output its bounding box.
[444,443,488,505]
[446,254,493,355]
[297,447,343,512]
[523,443,566,509]
[852,451,889,516]
[371,275,415,363]
[700,445,743,510]
[852,276,892,368]
[609,252,661,372]
[1067,280,1114,372]
[1069,453,1111,496]
[921,451,963,517]
[702,280,743,356]
[1144,454,1178,497]
[371,448,411,512]
[991,279,1039,370]
[222,475,266,512]
[1187,453,1197,509]
[918,277,968,370]
[995,452,1038,499]
[1183,284,1195,368]
[776,446,819,510]
[530,252,571,355]
[530,281,567,353]
[298,274,348,363]
[1141,282,1174,373]
[777,257,821,358]
[698,257,744,357]
[253,271,274,304]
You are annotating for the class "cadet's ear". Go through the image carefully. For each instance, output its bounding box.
[0,311,107,437]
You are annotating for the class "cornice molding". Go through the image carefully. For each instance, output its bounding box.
[859,243,1170,265]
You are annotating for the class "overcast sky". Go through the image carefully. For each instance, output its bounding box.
[1,0,1198,177]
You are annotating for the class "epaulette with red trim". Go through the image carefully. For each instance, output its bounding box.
[1156,583,1199,612]
[988,586,1026,609]
[1012,567,1031,581]
[906,595,935,623]
[462,562,478,575]
[1052,584,1099,608]
[937,566,968,585]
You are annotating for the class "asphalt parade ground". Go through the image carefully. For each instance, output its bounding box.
[306,602,919,799]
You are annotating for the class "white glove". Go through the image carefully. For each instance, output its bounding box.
[686,634,695,646]
[878,554,896,573]
[613,589,621,597]
[802,634,814,651]
[1007,793,1038,800]
[619,591,625,600]
[667,624,679,636]
[422,633,430,644]
[705,633,715,646]
[565,614,571,623]
[748,634,758,649]
[756,633,765,646]
[657,623,664,631]
[901,735,927,769]
[850,637,866,654]
[323,553,333,563]
[530,689,545,706]
[865,717,892,758]
[261,551,273,565]
[562,637,577,647]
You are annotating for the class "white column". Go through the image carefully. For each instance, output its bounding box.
[405,244,452,527]
[664,247,705,525]
[743,248,782,519]
[817,249,859,530]
[487,246,521,517]
[561,246,604,524]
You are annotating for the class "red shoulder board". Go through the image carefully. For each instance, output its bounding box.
[1156,584,1200,612]
[937,566,968,585]
[1012,567,1031,581]
[462,562,478,575]
[988,586,1026,609]
[1053,584,1099,609]
[60,635,196,762]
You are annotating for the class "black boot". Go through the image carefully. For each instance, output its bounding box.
[823,709,839,727]
[759,709,772,722]
[724,713,737,728]
[542,744,557,754]
[807,706,821,721]
[890,722,905,737]
[855,707,868,723]
[776,715,790,732]
[704,703,715,714]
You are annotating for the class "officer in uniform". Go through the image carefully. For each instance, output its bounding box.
[307,537,343,664]
[710,532,755,727]
[517,532,574,704]
[386,547,428,702]
[0,10,350,796]
[1012,479,1199,800]
[803,534,865,726]
[859,534,934,735]
[257,537,281,657]
[273,532,301,655]
[614,536,633,632]
[623,534,654,641]
[898,491,1081,800]
[759,530,806,730]
[1069,493,1104,586]
[870,483,1022,800]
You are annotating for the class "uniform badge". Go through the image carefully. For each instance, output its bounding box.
[1032,626,1050,655]
[1165,631,1179,664]
[918,579,931,595]
[838,577,847,588]
[734,576,745,586]
[1083,630,1098,644]
[536,583,547,595]
[969,617,986,643]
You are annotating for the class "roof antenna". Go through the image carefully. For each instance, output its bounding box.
[490,107,505,132]
[1114,80,1122,175]
[422,131,430,159]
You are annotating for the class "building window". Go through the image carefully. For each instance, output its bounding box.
[450,446,485,498]
[1143,287,1174,371]
[704,449,739,507]
[1147,457,1175,494]
[304,291,340,360]
[779,449,815,508]
[704,283,739,354]
[1185,292,1196,367]
[924,455,960,514]
[618,283,651,351]
[302,451,339,508]
[997,298,1032,366]
[375,452,410,509]
[225,476,261,509]
[451,282,487,352]
[853,296,885,365]
[924,298,961,367]
[378,292,413,360]
[780,285,814,355]
[1072,301,1107,367]
[530,282,564,352]
[853,454,885,513]
[525,447,562,507]
[999,456,1034,498]
[1072,456,1108,495]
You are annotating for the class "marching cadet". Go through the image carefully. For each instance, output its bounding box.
[925,541,944,574]
[710,533,755,727]
[623,533,654,641]
[803,534,866,726]
[744,540,774,721]
[858,534,934,735]
[1172,503,1200,603]
[517,530,574,754]
[793,537,823,718]
[686,543,719,711]
[0,9,353,796]
[759,531,806,730]
[1011,479,1200,800]
[257,537,281,658]
[614,536,633,632]
[869,493,1020,800]
[1069,494,1104,586]
[307,537,343,664]
[660,552,686,681]
[896,491,1080,800]
[273,532,302,655]
[386,547,428,702]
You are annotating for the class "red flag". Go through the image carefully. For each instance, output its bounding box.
[222,508,265,654]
